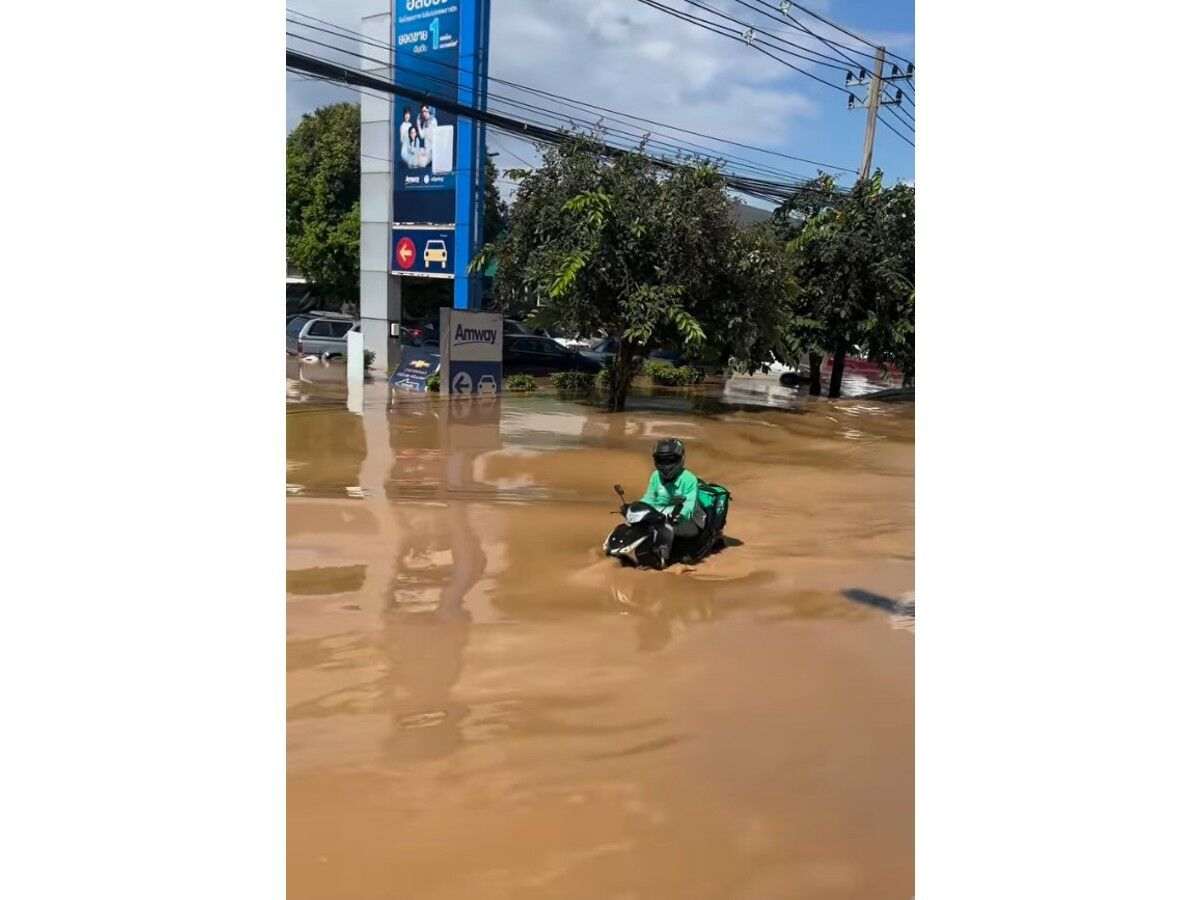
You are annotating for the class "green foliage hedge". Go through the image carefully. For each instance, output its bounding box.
[505,373,538,392]
[550,371,596,393]
[643,361,705,386]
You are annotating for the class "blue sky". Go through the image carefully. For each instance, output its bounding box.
[287,0,914,204]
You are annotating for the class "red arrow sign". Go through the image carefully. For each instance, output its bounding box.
[395,236,416,270]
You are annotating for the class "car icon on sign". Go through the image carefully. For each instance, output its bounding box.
[477,374,498,394]
[424,239,448,269]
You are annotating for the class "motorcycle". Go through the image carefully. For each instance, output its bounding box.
[602,482,732,569]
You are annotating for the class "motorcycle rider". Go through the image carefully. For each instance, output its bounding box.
[640,438,707,564]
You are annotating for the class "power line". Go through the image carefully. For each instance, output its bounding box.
[285,25,852,183]
[726,0,880,70]
[285,14,855,176]
[669,0,857,71]
[742,0,916,113]
[890,99,916,127]
[877,110,915,147]
[789,2,914,68]
[880,105,914,139]
[289,69,550,175]
[491,136,539,170]
[287,50,846,205]
[628,0,856,97]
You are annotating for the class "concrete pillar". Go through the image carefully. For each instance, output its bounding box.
[359,10,401,377]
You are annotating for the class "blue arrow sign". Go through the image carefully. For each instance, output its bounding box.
[452,370,473,394]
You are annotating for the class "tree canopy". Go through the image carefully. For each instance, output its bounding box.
[483,156,508,245]
[480,137,791,410]
[774,172,915,394]
[286,102,361,310]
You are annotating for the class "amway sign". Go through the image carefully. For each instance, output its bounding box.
[438,308,502,396]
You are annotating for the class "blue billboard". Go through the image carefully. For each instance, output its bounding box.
[393,0,490,310]
[391,226,455,278]
[393,0,461,225]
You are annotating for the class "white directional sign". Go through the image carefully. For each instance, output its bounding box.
[439,309,504,397]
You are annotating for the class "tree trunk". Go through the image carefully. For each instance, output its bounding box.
[608,338,637,412]
[808,351,823,396]
[828,339,848,399]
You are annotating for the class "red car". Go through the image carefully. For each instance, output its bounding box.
[822,349,902,380]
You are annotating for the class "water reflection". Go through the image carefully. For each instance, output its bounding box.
[286,406,367,497]
[377,397,498,761]
[287,378,915,898]
[603,567,785,652]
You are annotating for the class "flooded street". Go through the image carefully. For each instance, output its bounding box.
[287,362,914,899]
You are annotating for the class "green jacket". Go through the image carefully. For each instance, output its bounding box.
[640,469,700,519]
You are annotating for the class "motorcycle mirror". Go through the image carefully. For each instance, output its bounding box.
[613,484,624,496]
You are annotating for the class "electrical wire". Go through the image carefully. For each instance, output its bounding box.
[669,0,858,71]
[491,135,539,170]
[287,50,847,204]
[285,25,852,182]
[741,0,916,112]
[629,0,855,97]
[877,110,915,147]
[286,10,856,174]
[789,2,914,68]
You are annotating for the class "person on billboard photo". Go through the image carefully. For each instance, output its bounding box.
[418,105,438,142]
[401,124,428,169]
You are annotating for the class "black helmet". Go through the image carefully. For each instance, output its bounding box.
[652,437,685,483]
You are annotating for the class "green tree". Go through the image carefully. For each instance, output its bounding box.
[483,156,508,244]
[286,102,361,311]
[775,172,915,397]
[477,137,786,411]
[772,175,844,395]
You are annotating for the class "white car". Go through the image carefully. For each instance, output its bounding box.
[553,334,600,351]
[477,374,498,394]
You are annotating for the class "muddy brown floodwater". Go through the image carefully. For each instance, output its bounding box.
[287,362,914,900]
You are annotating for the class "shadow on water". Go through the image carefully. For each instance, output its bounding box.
[842,588,916,632]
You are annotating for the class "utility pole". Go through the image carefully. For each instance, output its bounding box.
[858,47,884,180]
[829,49,913,399]
[847,49,913,182]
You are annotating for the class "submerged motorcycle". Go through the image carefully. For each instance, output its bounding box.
[602,482,732,569]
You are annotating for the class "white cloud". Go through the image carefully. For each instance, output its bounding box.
[637,39,675,63]
[285,0,911,186]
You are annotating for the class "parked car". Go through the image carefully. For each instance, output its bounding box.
[408,316,532,348]
[504,334,604,375]
[821,349,902,379]
[579,336,685,368]
[287,314,359,357]
[552,333,600,351]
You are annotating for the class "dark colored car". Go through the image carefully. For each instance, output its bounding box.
[578,337,685,368]
[407,316,532,347]
[504,334,604,375]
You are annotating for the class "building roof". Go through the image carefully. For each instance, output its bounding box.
[732,202,774,229]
